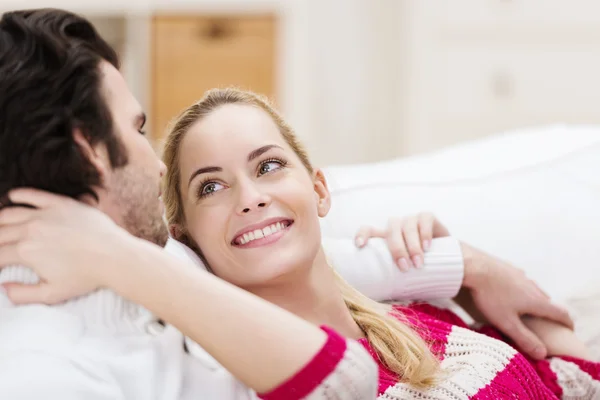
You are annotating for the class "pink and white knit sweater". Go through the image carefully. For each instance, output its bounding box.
[360,304,600,399]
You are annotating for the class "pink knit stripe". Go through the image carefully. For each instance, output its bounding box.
[472,354,558,400]
[258,326,347,400]
[530,359,563,398]
[394,304,453,359]
[361,304,454,395]
[556,356,600,380]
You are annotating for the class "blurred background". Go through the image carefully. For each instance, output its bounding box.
[3,0,600,166]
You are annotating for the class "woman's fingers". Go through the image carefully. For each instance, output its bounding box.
[417,213,435,251]
[354,225,386,248]
[354,212,444,272]
[2,282,64,305]
[401,216,424,268]
[8,188,72,210]
[385,218,412,271]
[0,206,36,226]
[0,242,23,268]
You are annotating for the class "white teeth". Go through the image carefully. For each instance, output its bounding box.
[236,222,289,245]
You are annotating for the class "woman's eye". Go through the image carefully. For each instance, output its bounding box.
[200,182,224,196]
[259,161,283,175]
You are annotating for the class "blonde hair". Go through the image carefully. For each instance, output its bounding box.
[162,88,439,387]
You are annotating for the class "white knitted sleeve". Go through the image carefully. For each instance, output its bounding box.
[324,236,464,301]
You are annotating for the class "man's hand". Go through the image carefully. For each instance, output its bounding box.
[459,242,574,360]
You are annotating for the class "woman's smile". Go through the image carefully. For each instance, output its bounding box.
[231,218,294,248]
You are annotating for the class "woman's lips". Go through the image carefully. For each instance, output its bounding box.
[232,220,293,248]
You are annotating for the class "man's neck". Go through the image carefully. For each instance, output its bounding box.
[247,249,365,340]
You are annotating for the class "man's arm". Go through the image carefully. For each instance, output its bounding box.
[327,233,573,360]
[456,242,573,359]
[0,352,123,400]
[324,236,464,301]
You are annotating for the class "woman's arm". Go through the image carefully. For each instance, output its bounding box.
[122,239,377,396]
[0,189,377,398]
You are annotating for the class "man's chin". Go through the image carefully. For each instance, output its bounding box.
[130,221,169,248]
[150,226,169,248]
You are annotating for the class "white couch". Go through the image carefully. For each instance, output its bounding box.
[320,124,600,358]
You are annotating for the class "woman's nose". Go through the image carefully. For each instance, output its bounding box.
[236,182,271,215]
[241,202,266,213]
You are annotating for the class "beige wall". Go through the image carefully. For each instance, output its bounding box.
[5,1,600,167]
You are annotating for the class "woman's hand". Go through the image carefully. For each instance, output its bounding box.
[354,213,450,271]
[0,188,142,304]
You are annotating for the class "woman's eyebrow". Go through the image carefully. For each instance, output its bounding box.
[188,166,223,186]
[247,145,283,162]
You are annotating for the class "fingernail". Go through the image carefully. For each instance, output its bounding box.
[412,255,423,268]
[422,240,431,251]
[534,346,546,359]
[355,237,365,247]
[397,258,410,272]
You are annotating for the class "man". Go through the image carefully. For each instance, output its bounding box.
[0,7,571,399]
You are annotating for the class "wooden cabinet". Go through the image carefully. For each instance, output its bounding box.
[151,15,276,144]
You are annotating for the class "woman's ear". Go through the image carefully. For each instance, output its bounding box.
[169,224,184,241]
[313,169,331,218]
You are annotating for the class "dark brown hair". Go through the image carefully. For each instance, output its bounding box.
[0,8,128,200]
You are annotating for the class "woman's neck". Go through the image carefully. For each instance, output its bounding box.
[247,248,365,340]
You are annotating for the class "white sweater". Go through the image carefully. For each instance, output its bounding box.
[0,237,464,399]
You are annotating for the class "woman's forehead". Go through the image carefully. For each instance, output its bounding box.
[189,104,281,143]
[179,105,288,169]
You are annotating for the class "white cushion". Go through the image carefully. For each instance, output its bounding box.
[321,124,600,302]
[164,239,206,270]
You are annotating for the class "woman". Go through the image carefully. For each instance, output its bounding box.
[162,88,599,398]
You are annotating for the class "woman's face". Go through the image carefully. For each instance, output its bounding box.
[175,104,331,289]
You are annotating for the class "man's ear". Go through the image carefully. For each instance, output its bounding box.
[313,168,331,218]
[72,128,109,181]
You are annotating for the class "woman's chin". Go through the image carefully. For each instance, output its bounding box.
[234,251,315,286]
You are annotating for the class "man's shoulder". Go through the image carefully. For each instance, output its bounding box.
[0,303,85,353]
[0,303,123,399]
[0,349,124,400]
